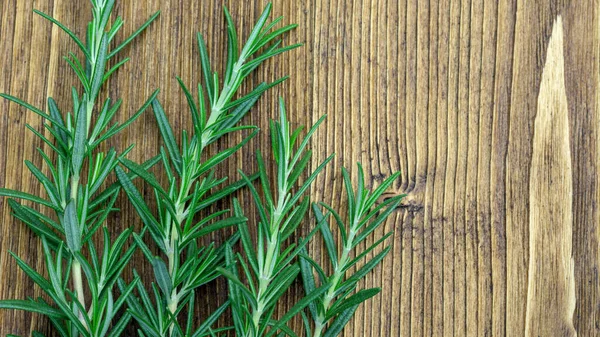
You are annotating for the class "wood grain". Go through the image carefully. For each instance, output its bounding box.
[0,0,599,336]
[525,16,576,337]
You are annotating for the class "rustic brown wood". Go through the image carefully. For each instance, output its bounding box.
[0,0,598,336]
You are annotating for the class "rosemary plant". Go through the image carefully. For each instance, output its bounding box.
[116,4,301,337]
[1,1,402,336]
[221,100,333,337]
[299,167,402,337]
[0,1,159,336]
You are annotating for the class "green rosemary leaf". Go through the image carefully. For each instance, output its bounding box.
[222,76,287,111]
[8,251,52,290]
[108,312,133,337]
[63,200,82,253]
[64,55,90,92]
[24,124,66,160]
[115,166,163,246]
[108,11,160,58]
[90,35,109,100]
[325,288,380,320]
[342,232,393,273]
[343,247,391,289]
[95,89,159,146]
[318,203,348,244]
[33,9,90,59]
[265,285,328,337]
[24,160,61,208]
[103,57,130,82]
[280,197,310,241]
[176,77,202,136]
[290,115,327,168]
[181,216,245,246]
[152,257,172,297]
[321,306,358,337]
[192,172,258,212]
[217,267,256,308]
[313,204,337,267]
[299,248,318,321]
[284,153,334,212]
[151,98,183,175]
[0,94,67,133]
[0,188,59,211]
[0,299,65,318]
[89,154,161,209]
[71,95,88,175]
[239,170,269,227]
[119,158,168,198]
[47,98,68,145]
[252,24,298,55]
[7,200,62,246]
[191,300,230,337]
[195,129,258,177]
[240,3,272,58]
[263,264,300,305]
[196,33,215,104]
[223,7,238,84]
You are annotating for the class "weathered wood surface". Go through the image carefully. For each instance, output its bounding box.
[0,0,598,336]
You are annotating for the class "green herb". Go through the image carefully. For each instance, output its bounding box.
[0,0,159,336]
[0,1,402,336]
[220,99,333,337]
[299,167,402,337]
[115,4,301,337]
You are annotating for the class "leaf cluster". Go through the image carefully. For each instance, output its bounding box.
[0,2,403,337]
[0,0,159,336]
[116,4,301,337]
[299,167,403,337]
[220,100,333,337]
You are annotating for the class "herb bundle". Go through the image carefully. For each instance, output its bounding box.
[220,100,333,337]
[0,1,404,337]
[115,4,301,337]
[0,0,159,336]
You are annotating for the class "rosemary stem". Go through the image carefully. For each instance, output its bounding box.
[72,260,87,325]
[313,230,356,337]
[247,234,278,337]
[69,175,87,327]
[167,220,179,337]
[166,180,195,336]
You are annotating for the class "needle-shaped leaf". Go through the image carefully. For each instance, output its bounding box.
[0,94,68,133]
[325,288,380,320]
[33,9,90,59]
[0,300,66,318]
[116,166,163,244]
[108,11,161,58]
[47,98,68,145]
[63,200,81,253]
[151,98,182,175]
[71,95,88,175]
[0,188,60,211]
[196,33,215,105]
[8,200,62,246]
[313,203,337,267]
[265,285,329,337]
[321,306,359,337]
[90,35,109,100]
[152,257,172,297]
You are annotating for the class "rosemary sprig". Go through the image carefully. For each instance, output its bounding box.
[0,0,158,336]
[116,4,301,337]
[299,166,402,337]
[221,99,333,337]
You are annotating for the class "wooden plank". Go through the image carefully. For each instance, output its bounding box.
[0,0,599,336]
